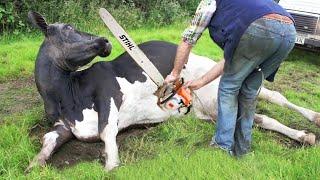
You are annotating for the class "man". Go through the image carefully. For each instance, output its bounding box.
[164,0,296,156]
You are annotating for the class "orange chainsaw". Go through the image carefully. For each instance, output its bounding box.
[156,78,192,114]
[99,8,192,113]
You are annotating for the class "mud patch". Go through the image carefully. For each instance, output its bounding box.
[48,139,105,169]
[0,77,41,120]
[30,123,155,169]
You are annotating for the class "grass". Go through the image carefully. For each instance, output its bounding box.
[0,24,320,179]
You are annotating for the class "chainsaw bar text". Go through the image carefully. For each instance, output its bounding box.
[119,35,135,50]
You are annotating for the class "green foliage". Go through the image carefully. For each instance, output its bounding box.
[0,1,27,34]
[0,0,198,35]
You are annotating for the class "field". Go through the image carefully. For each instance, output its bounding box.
[0,24,320,179]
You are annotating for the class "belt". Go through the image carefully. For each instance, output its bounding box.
[263,13,293,24]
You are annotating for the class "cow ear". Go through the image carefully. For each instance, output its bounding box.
[28,11,48,35]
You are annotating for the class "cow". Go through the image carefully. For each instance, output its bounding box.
[26,12,320,172]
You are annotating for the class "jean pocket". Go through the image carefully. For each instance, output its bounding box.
[233,33,263,61]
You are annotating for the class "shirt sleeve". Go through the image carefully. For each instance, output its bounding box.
[182,0,217,45]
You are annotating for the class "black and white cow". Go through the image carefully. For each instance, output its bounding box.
[27,12,320,172]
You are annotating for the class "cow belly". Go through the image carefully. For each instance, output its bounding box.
[118,96,170,130]
[71,107,99,141]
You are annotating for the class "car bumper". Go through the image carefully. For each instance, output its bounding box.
[304,38,320,47]
[296,33,320,48]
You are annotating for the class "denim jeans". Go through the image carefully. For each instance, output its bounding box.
[212,17,296,156]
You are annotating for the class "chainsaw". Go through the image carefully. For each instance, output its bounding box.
[99,8,192,113]
[155,78,192,114]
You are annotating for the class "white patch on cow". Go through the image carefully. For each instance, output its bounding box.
[100,98,120,171]
[41,131,59,158]
[71,105,99,140]
[183,53,217,80]
[184,53,220,119]
[116,72,177,130]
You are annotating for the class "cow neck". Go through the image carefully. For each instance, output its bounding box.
[54,67,83,107]
[36,53,82,104]
[53,64,83,109]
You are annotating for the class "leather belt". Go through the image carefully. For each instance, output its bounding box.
[263,13,294,24]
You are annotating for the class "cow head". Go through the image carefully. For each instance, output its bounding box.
[28,11,112,71]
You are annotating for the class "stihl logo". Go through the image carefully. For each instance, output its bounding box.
[119,35,135,50]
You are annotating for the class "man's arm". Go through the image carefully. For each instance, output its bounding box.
[171,41,193,78]
[185,59,225,90]
[165,0,217,83]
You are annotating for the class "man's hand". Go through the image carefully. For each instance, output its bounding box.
[184,79,205,90]
[164,72,180,84]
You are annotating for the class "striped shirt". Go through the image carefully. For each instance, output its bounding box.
[182,0,217,45]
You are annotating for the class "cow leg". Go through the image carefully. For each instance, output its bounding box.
[254,114,316,145]
[26,120,73,172]
[42,94,60,124]
[259,87,320,127]
[100,122,119,171]
[98,98,120,171]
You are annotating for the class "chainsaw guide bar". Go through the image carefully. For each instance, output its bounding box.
[99,8,192,113]
[99,8,164,87]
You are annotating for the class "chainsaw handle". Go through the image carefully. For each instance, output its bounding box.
[177,86,192,106]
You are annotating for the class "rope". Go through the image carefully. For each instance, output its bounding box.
[191,91,216,124]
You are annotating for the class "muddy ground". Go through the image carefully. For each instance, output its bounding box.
[29,121,153,169]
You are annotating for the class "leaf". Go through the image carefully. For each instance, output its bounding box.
[18,20,25,27]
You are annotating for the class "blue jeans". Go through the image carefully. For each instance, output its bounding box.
[212,18,296,156]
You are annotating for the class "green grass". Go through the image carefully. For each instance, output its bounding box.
[0,24,320,179]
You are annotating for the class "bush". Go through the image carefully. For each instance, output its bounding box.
[0,0,199,35]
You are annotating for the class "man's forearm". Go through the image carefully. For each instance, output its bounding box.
[200,59,225,86]
[171,41,193,77]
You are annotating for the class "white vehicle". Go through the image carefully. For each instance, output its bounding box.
[279,0,320,50]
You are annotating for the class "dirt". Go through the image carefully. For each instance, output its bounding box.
[0,77,41,120]
[29,122,154,169]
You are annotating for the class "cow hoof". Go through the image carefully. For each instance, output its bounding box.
[314,115,320,127]
[105,162,119,171]
[302,133,316,145]
[25,155,46,173]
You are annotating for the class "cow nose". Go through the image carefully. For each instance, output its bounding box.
[100,38,108,44]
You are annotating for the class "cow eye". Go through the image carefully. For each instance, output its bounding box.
[66,25,73,30]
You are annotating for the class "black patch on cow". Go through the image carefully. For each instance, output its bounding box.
[111,41,178,83]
